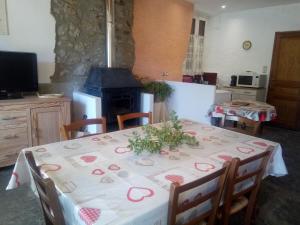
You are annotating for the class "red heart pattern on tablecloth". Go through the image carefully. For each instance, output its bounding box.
[35,148,47,153]
[127,187,154,203]
[194,192,202,200]
[80,155,97,163]
[79,208,101,225]
[103,135,112,139]
[194,163,216,172]
[253,141,268,147]
[100,176,114,183]
[40,164,62,173]
[114,147,132,154]
[108,164,120,171]
[12,172,20,187]
[184,130,197,136]
[236,146,255,154]
[218,155,233,162]
[201,126,215,131]
[165,175,184,184]
[91,137,101,141]
[180,199,190,207]
[92,169,105,176]
[136,158,154,166]
[159,150,169,155]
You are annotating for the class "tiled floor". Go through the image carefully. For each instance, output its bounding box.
[0,166,44,225]
[0,126,299,225]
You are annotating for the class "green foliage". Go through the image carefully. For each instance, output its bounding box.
[143,81,173,102]
[128,111,199,155]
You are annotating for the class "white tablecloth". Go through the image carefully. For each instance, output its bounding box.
[7,120,287,225]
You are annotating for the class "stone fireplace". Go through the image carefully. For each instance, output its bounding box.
[42,0,134,95]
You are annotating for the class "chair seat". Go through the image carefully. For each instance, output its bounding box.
[230,196,249,215]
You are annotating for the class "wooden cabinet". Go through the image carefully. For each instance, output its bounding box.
[0,97,71,167]
[31,106,64,146]
[223,87,266,102]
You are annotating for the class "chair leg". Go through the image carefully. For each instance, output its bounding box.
[244,192,258,225]
[221,209,231,225]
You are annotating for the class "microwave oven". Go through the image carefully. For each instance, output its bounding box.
[237,73,267,88]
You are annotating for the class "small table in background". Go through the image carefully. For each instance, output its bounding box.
[211,100,277,127]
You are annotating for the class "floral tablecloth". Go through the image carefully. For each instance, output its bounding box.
[7,120,287,225]
[211,100,277,122]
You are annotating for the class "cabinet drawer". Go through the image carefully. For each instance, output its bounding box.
[0,144,28,167]
[0,111,28,128]
[0,127,29,148]
[230,89,257,96]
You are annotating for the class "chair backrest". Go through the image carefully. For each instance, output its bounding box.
[117,112,153,130]
[25,151,66,225]
[225,116,261,136]
[222,147,273,222]
[62,117,107,140]
[168,163,230,225]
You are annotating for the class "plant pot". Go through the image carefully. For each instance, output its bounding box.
[153,101,168,123]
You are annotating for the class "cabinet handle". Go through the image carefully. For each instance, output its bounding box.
[32,114,38,138]
[2,117,17,121]
[3,134,19,140]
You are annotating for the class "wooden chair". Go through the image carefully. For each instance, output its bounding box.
[220,147,273,225]
[25,151,66,225]
[168,163,230,225]
[223,116,261,136]
[61,117,107,140]
[117,112,153,130]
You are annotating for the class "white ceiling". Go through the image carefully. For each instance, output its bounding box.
[187,0,300,16]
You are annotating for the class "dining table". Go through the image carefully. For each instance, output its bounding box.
[6,119,287,225]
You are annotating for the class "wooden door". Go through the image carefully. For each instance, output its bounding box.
[267,31,300,130]
[31,106,63,145]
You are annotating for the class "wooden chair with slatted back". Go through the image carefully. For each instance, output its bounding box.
[62,117,107,140]
[221,147,273,225]
[223,116,261,136]
[117,112,153,130]
[25,151,66,225]
[168,163,230,225]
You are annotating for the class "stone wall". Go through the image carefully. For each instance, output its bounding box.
[45,0,134,94]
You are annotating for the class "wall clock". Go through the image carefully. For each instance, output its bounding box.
[242,40,252,50]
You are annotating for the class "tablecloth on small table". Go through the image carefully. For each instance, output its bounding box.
[211,100,277,122]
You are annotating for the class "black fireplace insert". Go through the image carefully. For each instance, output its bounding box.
[84,67,142,131]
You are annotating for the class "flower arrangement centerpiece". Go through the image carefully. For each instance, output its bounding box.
[128,112,199,155]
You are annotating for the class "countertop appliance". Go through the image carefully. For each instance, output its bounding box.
[230,75,237,86]
[237,72,267,88]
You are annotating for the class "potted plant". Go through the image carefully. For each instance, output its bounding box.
[143,81,173,122]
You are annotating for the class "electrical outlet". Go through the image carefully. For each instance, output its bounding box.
[262,65,268,74]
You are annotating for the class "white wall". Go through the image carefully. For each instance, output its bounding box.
[0,0,55,83]
[166,81,216,124]
[203,3,300,86]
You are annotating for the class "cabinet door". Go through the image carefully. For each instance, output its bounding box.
[31,107,63,146]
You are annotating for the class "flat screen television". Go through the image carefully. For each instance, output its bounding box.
[0,51,38,97]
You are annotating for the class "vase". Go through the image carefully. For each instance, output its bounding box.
[153,101,168,123]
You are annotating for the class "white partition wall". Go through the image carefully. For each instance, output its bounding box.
[140,93,154,125]
[73,91,102,133]
[166,81,216,124]
[73,91,155,131]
